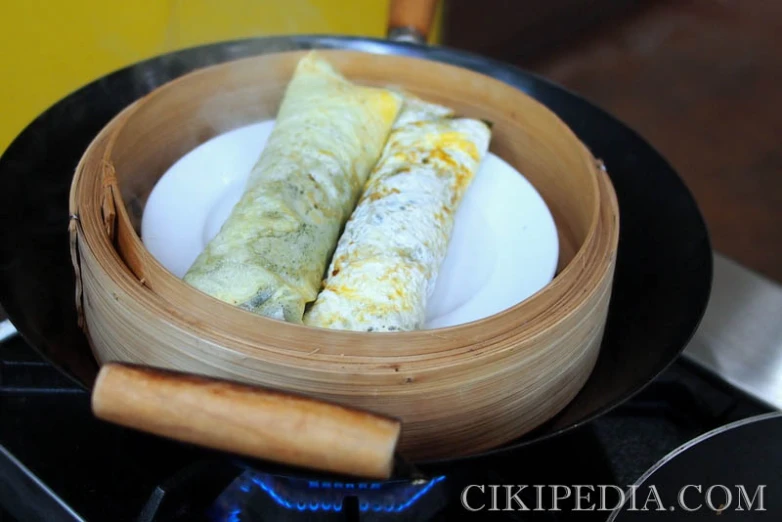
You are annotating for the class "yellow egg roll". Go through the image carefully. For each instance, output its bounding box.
[303,96,492,331]
[183,52,404,322]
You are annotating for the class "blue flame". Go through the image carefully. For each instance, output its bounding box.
[211,470,446,520]
[250,476,343,512]
[308,480,382,490]
[393,477,445,512]
[244,474,446,514]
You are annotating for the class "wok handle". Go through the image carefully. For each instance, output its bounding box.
[387,0,440,43]
[91,362,401,479]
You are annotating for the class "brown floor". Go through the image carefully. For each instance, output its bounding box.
[521,0,782,283]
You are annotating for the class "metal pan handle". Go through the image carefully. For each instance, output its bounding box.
[387,0,441,44]
[91,362,402,479]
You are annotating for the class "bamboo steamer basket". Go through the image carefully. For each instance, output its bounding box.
[68,49,620,462]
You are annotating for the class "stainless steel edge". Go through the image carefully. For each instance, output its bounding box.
[0,319,17,343]
[682,252,782,411]
[0,444,88,522]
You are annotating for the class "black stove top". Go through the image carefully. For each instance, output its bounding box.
[0,332,772,522]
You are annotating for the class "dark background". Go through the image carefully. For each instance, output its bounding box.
[440,0,782,284]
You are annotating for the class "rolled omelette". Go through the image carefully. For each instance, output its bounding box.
[302,96,492,331]
[182,52,403,322]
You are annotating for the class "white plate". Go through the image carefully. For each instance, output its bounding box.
[141,120,559,329]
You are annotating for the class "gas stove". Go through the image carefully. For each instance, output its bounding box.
[1,254,779,521]
[0,334,771,521]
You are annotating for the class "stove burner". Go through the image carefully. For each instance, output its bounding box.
[209,471,448,521]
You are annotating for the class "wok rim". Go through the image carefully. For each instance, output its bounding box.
[0,34,713,472]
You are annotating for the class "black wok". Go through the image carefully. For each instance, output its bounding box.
[0,34,712,481]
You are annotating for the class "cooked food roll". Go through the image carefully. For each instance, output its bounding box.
[303,96,492,331]
[182,52,403,322]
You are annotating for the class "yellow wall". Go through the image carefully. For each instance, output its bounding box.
[0,0,441,156]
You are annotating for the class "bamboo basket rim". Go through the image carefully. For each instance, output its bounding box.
[69,49,618,365]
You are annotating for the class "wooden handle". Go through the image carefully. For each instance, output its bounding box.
[387,0,440,42]
[91,363,401,479]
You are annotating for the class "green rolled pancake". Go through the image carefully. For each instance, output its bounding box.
[183,52,404,322]
[303,96,492,331]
